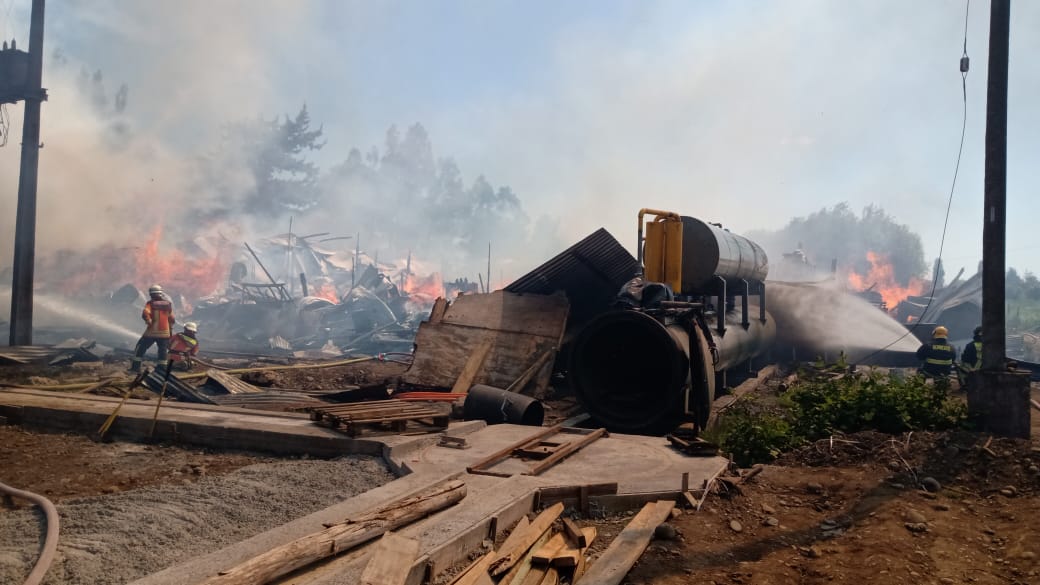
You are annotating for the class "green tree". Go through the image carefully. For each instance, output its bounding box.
[208,104,325,217]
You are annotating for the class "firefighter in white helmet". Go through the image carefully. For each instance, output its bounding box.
[168,322,200,371]
[130,284,175,372]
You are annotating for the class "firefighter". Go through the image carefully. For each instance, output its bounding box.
[916,325,957,378]
[960,326,984,372]
[168,322,200,371]
[130,284,176,372]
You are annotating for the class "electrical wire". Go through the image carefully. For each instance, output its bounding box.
[852,0,971,365]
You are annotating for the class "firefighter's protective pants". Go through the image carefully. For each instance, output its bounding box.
[130,336,170,371]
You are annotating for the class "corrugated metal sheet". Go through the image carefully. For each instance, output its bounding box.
[505,228,639,328]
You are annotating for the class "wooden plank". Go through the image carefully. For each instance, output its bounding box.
[498,516,532,553]
[447,551,494,585]
[531,533,566,566]
[681,491,699,510]
[360,532,421,585]
[525,429,607,476]
[452,340,494,395]
[500,527,552,585]
[429,297,449,324]
[505,350,555,394]
[466,426,562,475]
[402,292,568,395]
[571,529,597,581]
[561,518,586,548]
[576,501,675,585]
[519,566,548,585]
[541,567,560,585]
[198,480,466,585]
[489,502,564,577]
[438,291,570,338]
[552,527,596,569]
[537,483,618,503]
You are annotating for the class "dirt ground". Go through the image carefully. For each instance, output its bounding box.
[582,422,1040,585]
[0,426,276,503]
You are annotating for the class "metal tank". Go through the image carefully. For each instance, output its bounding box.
[569,305,775,435]
[678,216,769,292]
[571,210,774,435]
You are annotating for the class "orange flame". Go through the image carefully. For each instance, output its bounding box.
[311,282,339,303]
[50,227,230,307]
[846,251,925,310]
[404,272,444,304]
[134,227,229,301]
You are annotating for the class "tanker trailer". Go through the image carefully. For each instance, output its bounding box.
[569,210,775,435]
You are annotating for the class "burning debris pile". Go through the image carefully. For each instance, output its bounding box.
[16,227,446,360]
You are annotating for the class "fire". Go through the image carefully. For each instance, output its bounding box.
[404,272,445,304]
[846,251,925,310]
[134,227,229,301]
[50,227,230,306]
[311,281,339,303]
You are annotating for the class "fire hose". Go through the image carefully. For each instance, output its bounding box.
[0,481,60,585]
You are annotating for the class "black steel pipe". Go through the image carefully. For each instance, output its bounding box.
[463,384,545,426]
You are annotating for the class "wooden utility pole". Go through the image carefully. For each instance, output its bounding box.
[980,0,1009,369]
[967,0,1031,438]
[8,0,46,345]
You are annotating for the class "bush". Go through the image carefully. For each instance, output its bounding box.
[708,399,799,467]
[785,371,967,439]
[710,370,967,466]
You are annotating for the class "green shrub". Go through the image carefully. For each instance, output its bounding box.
[784,370,967,439]
[710,399,799,467]
[709,370,967,466]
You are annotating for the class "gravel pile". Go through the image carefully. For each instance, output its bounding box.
[0,456,394,585]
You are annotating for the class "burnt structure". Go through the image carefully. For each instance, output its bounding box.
[569,211,774,435]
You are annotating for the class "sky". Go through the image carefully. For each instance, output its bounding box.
[1,0,1039,280]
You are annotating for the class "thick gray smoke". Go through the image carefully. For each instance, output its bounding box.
[768,281,922,362]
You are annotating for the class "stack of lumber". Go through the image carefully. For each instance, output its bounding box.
[448,500,675,585]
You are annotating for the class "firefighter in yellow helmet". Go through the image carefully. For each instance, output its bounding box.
[916,325,957,378]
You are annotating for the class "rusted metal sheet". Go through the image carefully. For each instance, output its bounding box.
[505,229,638,329]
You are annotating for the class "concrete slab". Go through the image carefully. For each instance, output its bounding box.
[398,423,726,494]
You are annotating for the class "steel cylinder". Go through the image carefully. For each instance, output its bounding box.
[463,384,545,426]
[570,307,774,435]
[679,216,769,292]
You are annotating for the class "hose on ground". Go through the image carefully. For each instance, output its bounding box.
[0,481,60,585]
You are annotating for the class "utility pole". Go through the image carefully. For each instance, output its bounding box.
[8,0,46,345]
[980,0,1009,369]
[968,0,1031,438]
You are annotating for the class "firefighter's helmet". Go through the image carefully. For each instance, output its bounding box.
[974,325,983,338]
[148,284,164,295]
[932,325,949,338]
[184,322,198,333]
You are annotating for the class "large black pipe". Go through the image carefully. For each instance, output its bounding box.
[464,384,545,426]
[570,307,774,435]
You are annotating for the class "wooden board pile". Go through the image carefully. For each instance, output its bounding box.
[308,399,449,436]
[447,500,675,585]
